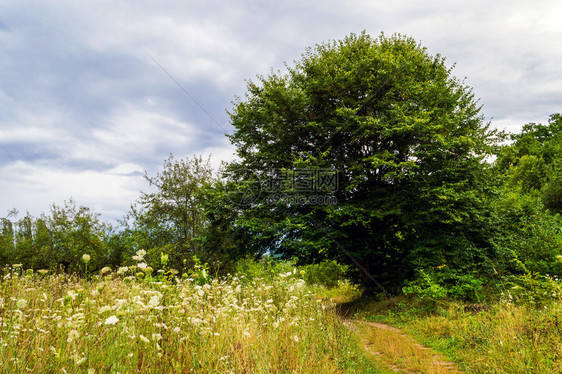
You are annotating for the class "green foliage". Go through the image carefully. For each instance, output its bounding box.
[302,259,348,288]
[402,268,485,303]
[226,31,500,293]
[0,200,114,274]
[491,113,562,283]
[493,187,562,277]
[233,255,297,283]
[125,154,216,270]
[446,273,484,302]
[502,272,562,306]
[43,200,111,273]
[495,113,562,201]
[198,179,268,273]
[542,176,562,213]
[0,217,15,266]
[184,255,211,286]
[402,269,447,303]
[509,154,548,191]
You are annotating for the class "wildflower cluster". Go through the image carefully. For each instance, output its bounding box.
[0,259,361,373]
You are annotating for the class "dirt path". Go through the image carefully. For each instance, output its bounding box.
[344,319,462,374]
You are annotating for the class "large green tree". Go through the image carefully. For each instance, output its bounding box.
[226,32,500,292]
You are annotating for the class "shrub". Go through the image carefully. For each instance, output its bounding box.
[446,273,484,302]
[502,272,562,306]
[302,260,348,288]
[402,269,447,303]
[233,255,296,282]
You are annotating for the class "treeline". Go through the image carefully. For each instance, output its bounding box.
[1,33,561,300]
[492,114,562,277]
[0,201,115,273]
[0,155,251,275]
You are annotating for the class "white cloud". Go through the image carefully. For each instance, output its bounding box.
[92,106,198,157]
[0,160,143,221]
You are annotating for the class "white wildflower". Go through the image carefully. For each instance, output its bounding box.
[75,357,87,366]
[16,299,27,310]
[139,335,150,343]
[148,296,160,308]
[82,254,91,263]
[137,262,147,270]
[67,329,80,343]
[100,267,111,275]
[104,315,119,325]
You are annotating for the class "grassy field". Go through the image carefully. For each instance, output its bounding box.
[0,259,381,373]
[4,254,562,373]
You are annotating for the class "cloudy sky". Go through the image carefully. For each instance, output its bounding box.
[1,0,561,223]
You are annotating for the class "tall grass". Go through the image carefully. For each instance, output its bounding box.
[0,261,377,373]
[352,281,562,373]
[407,299,562,373]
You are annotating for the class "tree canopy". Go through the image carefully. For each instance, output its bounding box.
[226,32,501,292]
